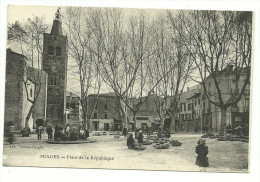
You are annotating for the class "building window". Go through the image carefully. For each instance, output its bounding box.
[195,100,197,106]
[198,99,200,105]
[95,104,98,110]
[94,113,98,119]
[30,88,33,97]
[49,75,57,86]
[104,114,108,119]
[48,45,54,55]
[184,103,186,111]
[188,104,191,111]
[56,46,61,56]
[105,104,108,110]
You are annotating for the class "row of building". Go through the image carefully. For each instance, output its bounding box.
[71,66,250,133]
[5,48,250,134]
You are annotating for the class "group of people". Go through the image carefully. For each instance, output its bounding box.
[126,126,210,171]
[35,123,90,141]
[21,127,31,137]
[157,126,171,138]
[126,130,145,150]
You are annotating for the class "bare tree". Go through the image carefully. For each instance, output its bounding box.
[169,10,252,137]
[87,9,167,134]
[7,17,48,128]
[148,13,194,133]
[84,8,131,128]
[63,7,102,130]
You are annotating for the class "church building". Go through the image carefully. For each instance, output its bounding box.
[42,9,68,126]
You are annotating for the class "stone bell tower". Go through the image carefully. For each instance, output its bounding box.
[42,8,68,126]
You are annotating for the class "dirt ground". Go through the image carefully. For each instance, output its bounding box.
[2,132,249,172]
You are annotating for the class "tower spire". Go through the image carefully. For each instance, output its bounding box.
[51,7,63,36]
[55,7,61,20]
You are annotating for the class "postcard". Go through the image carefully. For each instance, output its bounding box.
[2,3,254,174]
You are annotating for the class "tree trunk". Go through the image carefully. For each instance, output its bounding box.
[169,112,176,134]
[119,98,128,129]
[160,115,164,129]
[86,117,91,131]
[82,111,87,129]
[219,108,227,138]
[133,112,138,138]
[25,103,35,128]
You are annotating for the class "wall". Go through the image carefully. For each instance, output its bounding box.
[4,49,34,130]
[32,70,48,128]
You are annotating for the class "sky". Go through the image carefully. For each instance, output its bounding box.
[8,5,58,24]
[6,5,177,96]
[5,4,256,95]
[7,5,114,95]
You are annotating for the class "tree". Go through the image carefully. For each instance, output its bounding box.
[148,13,194,133]
[63,7,102,130]
[7,16,48,128]
[87,9,167,134]
[84,8,131,128]
[170,10,252,137]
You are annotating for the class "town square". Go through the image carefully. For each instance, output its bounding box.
[2,4,253,173]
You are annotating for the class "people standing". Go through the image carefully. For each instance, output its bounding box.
[37,126,43,140]
[127,134,135,149]
[84,128,89,140]
[123,127,128,137]
[54,125,59,140]
[65,124,70,140]
[137,130,144,144]
[135,128,139,139]
[46,125,53,140]
[195,139,209,171]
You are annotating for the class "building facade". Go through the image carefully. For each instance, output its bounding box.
[177,65,250,133]
[128,95,161,131]
[87,93,121,131]
[42,10,68,126]
[200,66,250,133]
[178,85,202,132]
[5,49,34,130]
[5,49,48,130]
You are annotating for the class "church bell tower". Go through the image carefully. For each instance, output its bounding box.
[43,8,68,126]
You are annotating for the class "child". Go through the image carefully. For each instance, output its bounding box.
[195,139,209,171]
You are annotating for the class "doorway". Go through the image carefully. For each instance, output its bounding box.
[104,123,110,131]
[93,121,99,131]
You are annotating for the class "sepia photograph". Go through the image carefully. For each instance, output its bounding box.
[0,1,258,178]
